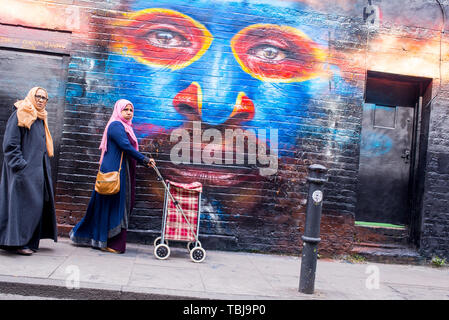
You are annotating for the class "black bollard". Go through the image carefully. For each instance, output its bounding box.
[299,164,328,294]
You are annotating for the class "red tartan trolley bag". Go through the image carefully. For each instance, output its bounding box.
[153,180,206,263]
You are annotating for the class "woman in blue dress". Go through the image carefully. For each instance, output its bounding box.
[70,99,155,253]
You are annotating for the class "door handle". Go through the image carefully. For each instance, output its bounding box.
[401,149,410,164]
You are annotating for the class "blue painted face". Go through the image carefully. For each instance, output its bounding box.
[106,0,348,188]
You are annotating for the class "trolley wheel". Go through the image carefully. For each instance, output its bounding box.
[187,240,202,251]
[154,244,170,260]
[154,236,168,247]
[190,247,206,263]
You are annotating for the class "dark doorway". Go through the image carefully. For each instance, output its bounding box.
[356,103,414,225]
[0,48,69,186]
[356,71,432,231]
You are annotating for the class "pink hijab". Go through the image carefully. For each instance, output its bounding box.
[99,99,139,164]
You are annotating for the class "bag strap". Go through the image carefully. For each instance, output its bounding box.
[118,152,124,172]
[98,152,124,172]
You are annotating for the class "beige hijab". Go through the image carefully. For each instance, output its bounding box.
[14,87,54,157]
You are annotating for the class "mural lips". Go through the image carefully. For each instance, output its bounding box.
[151,120,277,187]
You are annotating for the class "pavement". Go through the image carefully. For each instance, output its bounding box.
[0,237,448,300]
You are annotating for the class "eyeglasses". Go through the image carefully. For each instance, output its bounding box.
[35,95,48,101]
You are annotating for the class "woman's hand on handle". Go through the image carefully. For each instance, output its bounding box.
[148,158,156,168]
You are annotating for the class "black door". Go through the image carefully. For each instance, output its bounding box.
[355,103,414,225]
[0,48,68,185]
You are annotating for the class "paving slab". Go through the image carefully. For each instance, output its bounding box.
[49,254,135,286]
[128,263,205,292]
[0,251,66,278]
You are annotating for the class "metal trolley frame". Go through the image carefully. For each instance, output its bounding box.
[152,166,206,263]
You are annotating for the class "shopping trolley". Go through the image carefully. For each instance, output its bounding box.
[151,165,206,263]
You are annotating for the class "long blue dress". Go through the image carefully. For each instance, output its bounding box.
[69,121,149,250]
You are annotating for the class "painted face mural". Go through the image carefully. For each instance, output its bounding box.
[107,0,353,233]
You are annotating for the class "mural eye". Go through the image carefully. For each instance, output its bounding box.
[112,8,212,70]
[249,45,287,62]
[147,29,191,48]
[231,24,326,82]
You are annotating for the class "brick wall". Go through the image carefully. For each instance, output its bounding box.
[419,96,449,259]
[1,0,448,259]
[51,0,366,256]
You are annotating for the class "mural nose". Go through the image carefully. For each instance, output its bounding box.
[173,83,255,126]
[173,82,202,120]
[227,92,255,124]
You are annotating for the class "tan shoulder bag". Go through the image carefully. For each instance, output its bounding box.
[95,152,123,195]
